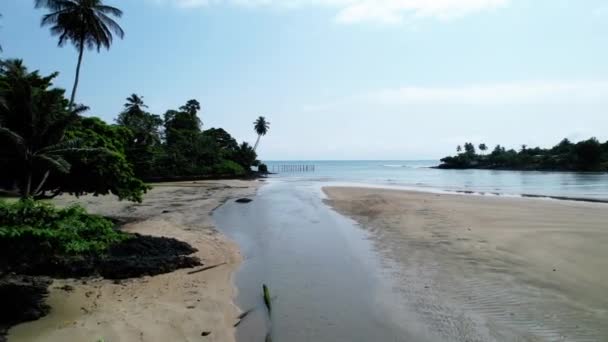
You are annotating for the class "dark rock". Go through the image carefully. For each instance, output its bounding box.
[56,285,74,292]
[235,198,253,203]
[202,331,211,336]
[0,275,51,341]
[0,234,200,280]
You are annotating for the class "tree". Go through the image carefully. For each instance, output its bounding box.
[233,142,258,170]
[164,100,202,147]
[574,138,603,170]
[479,143,488,154]
[0,59,90,198]
[456,145,462,153]
[115,94,163,177]
[35,0,124,108]
[53,116,150,201]
[464,142,476,155]
[180,99,201,117]
[253,116,270,151]
[116,94,162,146]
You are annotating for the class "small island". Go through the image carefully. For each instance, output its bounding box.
[437,138,608,172]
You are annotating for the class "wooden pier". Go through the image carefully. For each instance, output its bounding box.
[271,164,316,173]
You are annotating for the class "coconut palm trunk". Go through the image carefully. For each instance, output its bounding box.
[254,134,262,151]
[69,35,85,108]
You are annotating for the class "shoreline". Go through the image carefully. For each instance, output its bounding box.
[7,180,259,342]
[317,180,608,205]
[323,186,608,341]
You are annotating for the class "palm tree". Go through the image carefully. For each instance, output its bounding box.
[35,0,124,108]
[124,93,147,113]
[253,116,270,151]
[479,143,488,155]
[0,59,91,198]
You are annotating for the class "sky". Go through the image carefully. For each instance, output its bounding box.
[1,0,608,160]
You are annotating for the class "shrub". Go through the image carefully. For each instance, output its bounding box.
[258,163,269,173]
[0,199,128,255]
[212,160,246,176]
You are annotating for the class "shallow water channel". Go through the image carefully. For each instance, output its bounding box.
[213,180,426,342]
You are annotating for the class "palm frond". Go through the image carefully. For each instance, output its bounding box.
[96,5,123,18]
[37,138,83,154]
[35,0,76,11]
[97,12,125,39]
[0,126,25,149]
[35,153,71,174]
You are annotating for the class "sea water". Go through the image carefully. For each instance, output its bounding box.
[263,160,608,200]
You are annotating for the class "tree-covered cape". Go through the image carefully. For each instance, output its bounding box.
[439,138,608,172]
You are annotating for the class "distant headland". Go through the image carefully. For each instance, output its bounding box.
[437,138,608,172]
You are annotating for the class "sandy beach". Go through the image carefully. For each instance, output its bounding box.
[8,180,259,342]
[324,187,608,341]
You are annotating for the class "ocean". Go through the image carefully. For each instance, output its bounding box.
[263,160,608,201]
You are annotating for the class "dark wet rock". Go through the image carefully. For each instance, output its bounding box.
[0,275,51,341]
[56,284,74,292]
[0,234,201,280]
[236,198,253,203]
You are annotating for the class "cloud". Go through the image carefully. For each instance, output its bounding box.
[155,0,511,23]
[303,80,608,111]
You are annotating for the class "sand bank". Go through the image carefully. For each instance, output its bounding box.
[8,180,259,342]
[324,187,608,341]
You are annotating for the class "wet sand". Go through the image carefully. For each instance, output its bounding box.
[324,187,608,341]
[8,180,258,342]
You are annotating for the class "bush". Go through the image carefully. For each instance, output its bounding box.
[212,160,246,176]
[0,199,128,255]
[258,163,269,173]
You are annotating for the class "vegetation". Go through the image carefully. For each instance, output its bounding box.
[439,138,608,172]
[1,60,262,201]
[253,116,270,151]
[0,198,127,255]
[0,1,268,292]
[35,0,124,108]
[0,60,148,201]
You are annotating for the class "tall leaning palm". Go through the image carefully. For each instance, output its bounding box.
[35,0,124,108]
[253,116,270,151]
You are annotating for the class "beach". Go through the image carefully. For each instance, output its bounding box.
[324,186,608,341]
[8,180,259,342]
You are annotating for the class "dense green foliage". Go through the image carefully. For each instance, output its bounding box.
[439,138,608,172]
[114,95,260,180]
[0,198,128,254]
[0,60,148,201]
[0,60,88,198]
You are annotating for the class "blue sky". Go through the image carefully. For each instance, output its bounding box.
[2,0,608,160]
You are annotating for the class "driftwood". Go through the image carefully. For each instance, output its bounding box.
[187,263,227,275]
[233,308,254,327]
[263,284,272,312]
